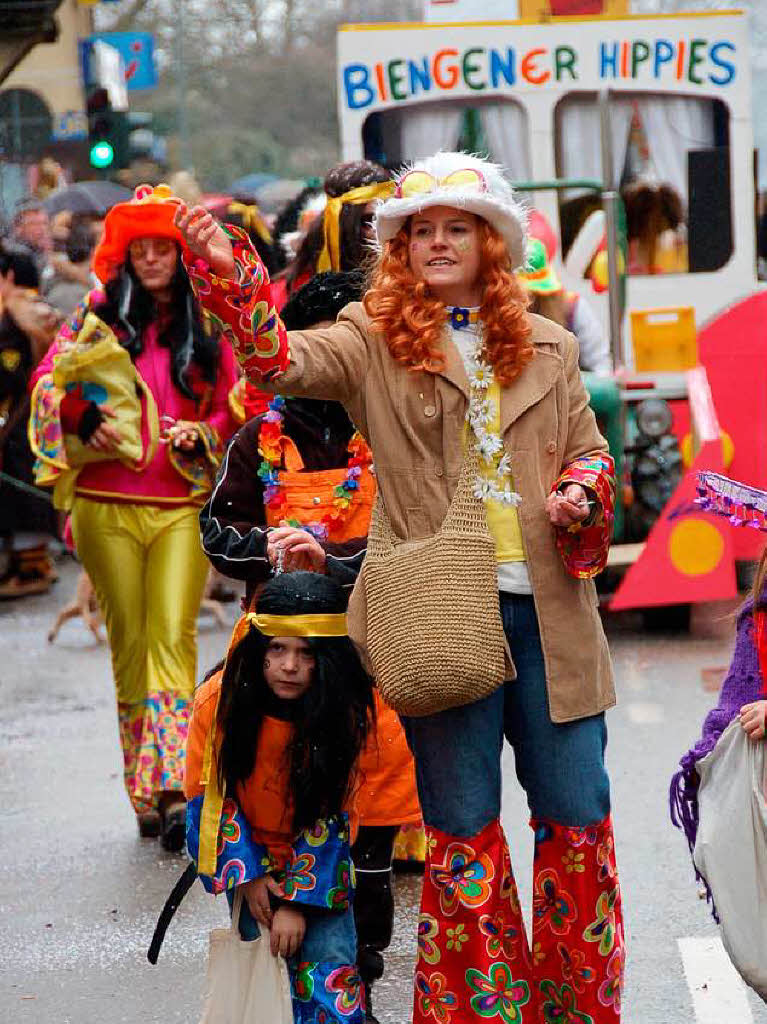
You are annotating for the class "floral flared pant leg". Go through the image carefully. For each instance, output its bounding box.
[402,595,625,1023]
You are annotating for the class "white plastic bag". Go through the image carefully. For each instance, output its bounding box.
[693,718,767,1001]
[200,889,294,1024]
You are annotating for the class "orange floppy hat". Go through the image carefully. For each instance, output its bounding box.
[92,183,191,284]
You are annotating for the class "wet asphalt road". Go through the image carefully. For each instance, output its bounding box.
[1,560,766,1024]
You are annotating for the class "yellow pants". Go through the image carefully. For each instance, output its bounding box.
[72,499,208,704]
[71,499,209,812]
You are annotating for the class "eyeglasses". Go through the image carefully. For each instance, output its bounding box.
[395,168,488,200]
[128,237,177,261]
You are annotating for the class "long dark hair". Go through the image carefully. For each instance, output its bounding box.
[284,161,390,294]
[216,572,374,833]
[271,183,322,275]
[92,249,219,400]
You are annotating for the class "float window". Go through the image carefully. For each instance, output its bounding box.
[554,92,732,278]
[362,97,530,178]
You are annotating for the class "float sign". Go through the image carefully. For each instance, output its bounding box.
[339,15,740,114]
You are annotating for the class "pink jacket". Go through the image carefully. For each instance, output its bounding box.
[32,297,239,505]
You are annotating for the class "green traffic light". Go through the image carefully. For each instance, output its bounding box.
[89,140,115,169]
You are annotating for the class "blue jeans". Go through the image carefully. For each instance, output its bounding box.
[401,593,611,836]
[226,888,357,963]
[227,890,364,1023]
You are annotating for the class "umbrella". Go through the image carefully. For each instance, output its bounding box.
[229,172,277,195]
[252,179,306,215]
[43,180,133,216]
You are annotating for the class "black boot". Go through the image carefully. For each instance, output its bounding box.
[363,980,380,1024]
[159,796,186,852]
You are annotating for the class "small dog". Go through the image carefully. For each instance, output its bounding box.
[48,568,229,645]
[48,569,104,644]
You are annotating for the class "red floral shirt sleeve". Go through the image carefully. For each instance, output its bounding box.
[552,452,616,579]
[548,330,616,580]
[184,226,289,383]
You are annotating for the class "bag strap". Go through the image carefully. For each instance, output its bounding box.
[441,447,492,536]
[231,887,244,935]
[367,447,487,557]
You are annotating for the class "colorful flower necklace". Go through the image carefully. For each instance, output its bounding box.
[258,395,373,541]
[448,307,521,508]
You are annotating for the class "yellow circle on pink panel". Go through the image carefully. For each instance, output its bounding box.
[669,519,724,576]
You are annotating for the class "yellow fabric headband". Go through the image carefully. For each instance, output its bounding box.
[247,612,348,637]
[227,202,272,245]
[317,181,395,272]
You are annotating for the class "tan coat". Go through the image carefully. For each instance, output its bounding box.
[273,303,615,723]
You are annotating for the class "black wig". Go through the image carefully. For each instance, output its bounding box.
[216,572,374,834]
[280,270,364,332]
[278,270,365,448]
[92,250,219,401]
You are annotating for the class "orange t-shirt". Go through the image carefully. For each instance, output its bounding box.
[185,672,359,868]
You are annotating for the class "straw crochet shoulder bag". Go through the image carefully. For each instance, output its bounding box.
[361,449,506,717]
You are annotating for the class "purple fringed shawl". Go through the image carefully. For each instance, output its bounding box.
[669,597,765,917]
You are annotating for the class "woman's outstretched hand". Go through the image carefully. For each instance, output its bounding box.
[546,484,592,528]
[173,203,236,279]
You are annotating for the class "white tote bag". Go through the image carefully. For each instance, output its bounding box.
[693,718,767,1001]
[200,889,294,1024]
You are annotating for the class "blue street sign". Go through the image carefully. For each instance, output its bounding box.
[88,32,158,91]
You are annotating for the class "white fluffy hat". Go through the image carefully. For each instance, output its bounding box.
[374,151,528,269]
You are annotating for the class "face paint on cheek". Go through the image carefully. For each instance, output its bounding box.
[264,658,271,670]
[456,238,471,253]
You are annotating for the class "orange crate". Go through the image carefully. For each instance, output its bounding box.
[630,307,697,372]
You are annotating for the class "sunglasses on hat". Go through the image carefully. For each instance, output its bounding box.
[395,168,488,200]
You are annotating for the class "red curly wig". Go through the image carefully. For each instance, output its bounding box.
[364,218,533,386]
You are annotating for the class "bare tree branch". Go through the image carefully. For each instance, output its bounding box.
[100,0,158,32]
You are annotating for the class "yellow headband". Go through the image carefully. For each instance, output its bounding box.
[317,181,395,272]
[227,201,272,245]
[247,612,348,638]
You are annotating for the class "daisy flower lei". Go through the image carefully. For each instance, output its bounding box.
[466,331,522,507]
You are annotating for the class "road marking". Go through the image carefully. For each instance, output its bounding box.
[678,936,754,1024]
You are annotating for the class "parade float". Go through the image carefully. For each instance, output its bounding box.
[336,3,765,612]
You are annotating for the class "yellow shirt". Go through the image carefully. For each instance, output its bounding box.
[479,381,525,564]
[451,315,531,594]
